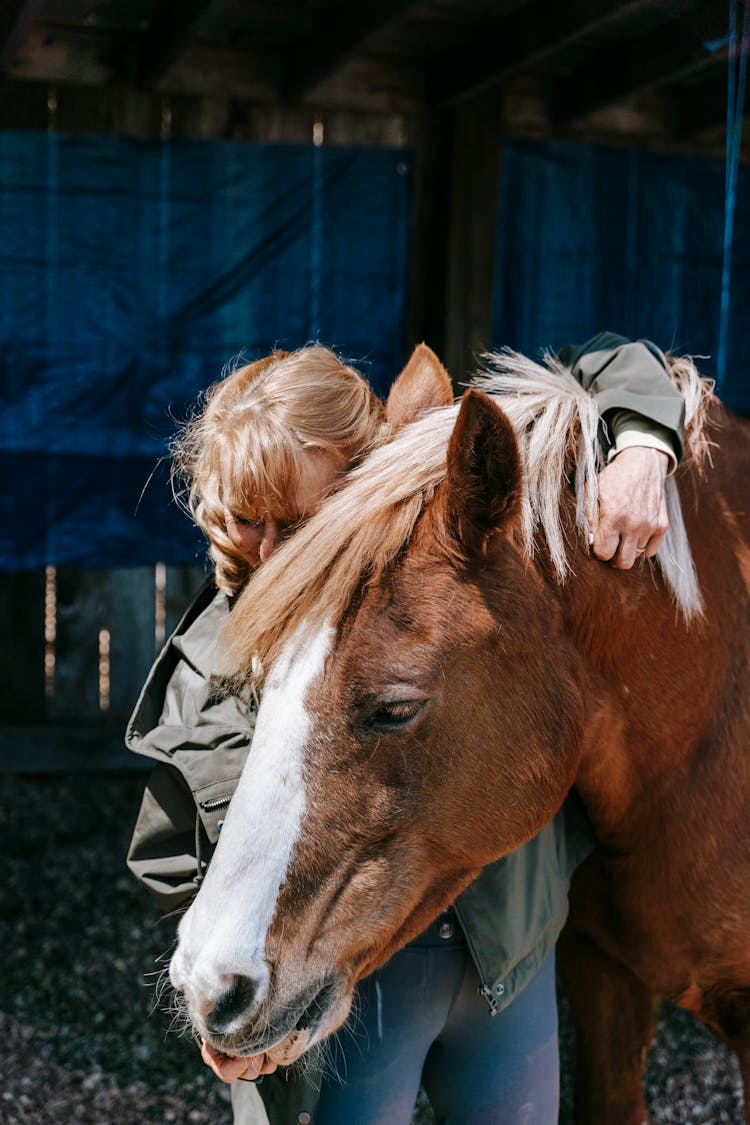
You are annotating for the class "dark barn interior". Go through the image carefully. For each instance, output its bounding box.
[0,2,747,1122]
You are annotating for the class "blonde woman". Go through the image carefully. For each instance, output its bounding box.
[127,337,683,1125]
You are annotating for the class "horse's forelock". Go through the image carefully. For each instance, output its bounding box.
[221,351,711,688]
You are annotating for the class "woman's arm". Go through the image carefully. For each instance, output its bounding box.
[560,332,685,569]
[559,331,685,461]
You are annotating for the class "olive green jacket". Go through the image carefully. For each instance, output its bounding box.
[126,583,250,905]
[126,334,685,1124]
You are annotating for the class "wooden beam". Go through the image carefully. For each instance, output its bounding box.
[550,8,728,125]
[0,79,410,144]
[431,0,673,108]
[118,0,214,87]
[673,70,732,137]
[404,98,504,382]
[443,94,505,382]
[680,83,728,140]
[404,112,451,361]
[0,0,38,73]
[282,0,419,102]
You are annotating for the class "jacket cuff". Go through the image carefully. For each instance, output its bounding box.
[606,410,678,474]
[569,338,686,463]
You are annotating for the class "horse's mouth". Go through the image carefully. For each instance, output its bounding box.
[207,976,344,1062]
[293,977,339,1035]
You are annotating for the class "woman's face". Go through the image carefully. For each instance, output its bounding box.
[222,449,343,567]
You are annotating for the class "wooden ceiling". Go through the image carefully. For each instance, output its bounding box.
[0,0,743,151]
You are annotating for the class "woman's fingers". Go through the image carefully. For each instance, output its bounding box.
[590,447,669,570]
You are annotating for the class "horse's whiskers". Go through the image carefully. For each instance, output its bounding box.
[157,979,193,1042]
[317,1036,346,1087]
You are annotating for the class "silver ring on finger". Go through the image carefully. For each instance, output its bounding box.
[636,545,648,553]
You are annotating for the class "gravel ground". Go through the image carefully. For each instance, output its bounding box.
[0,772,744,1124]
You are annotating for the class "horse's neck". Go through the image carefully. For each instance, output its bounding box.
[556,567,663,844]
[558,422,750,850]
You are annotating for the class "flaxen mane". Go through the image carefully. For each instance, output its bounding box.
[223,351,713,686]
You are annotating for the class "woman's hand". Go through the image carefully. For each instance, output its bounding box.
[200,1039,279,1083]
[588,446,669,569]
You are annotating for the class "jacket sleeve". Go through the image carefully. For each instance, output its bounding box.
[125,586,256,913]
[126,727,253,914]
[126,762,208,914]
[558,331,686,464]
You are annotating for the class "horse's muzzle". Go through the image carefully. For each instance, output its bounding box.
[203,974,346,1062]
[204,975,260,1037]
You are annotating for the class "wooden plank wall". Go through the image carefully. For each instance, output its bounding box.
[0,565,206,771]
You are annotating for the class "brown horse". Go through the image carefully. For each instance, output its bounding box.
[169,345,750,1123]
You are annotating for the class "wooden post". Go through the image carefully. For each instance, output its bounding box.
[405,95,504,386]
[405,111,450,362]
[443,93,504,382]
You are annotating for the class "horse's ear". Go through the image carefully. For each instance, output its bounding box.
[385,343,453,429]
[434,389,522,558]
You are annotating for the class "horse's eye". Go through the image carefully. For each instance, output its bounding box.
[365,700,426,732]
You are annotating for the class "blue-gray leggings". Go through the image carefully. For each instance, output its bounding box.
[315,915,559,1125]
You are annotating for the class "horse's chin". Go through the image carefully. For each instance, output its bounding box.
[265,1028,311,1065]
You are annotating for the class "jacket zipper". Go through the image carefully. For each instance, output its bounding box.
[200,795,232,812]
[451,901,498,1016]
[194,796,232,886]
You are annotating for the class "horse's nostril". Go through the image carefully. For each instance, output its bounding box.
[206,975,258,1035]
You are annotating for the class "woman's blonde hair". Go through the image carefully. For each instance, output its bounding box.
[173,345,388,593]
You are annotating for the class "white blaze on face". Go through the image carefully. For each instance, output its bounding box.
[170,623,333,1019]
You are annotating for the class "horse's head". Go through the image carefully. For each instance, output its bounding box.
[169,347,583,1065]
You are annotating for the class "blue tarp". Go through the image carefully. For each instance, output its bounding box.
[494,138,750,415]
[4,132,749,570]
[1,133,410,568]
